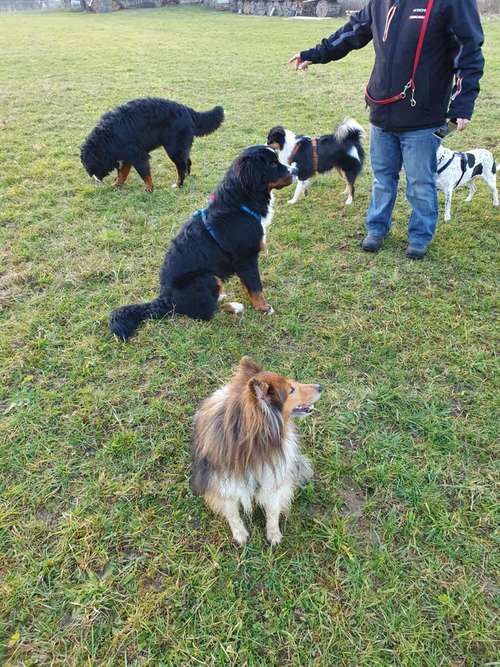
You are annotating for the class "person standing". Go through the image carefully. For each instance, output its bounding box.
[290,0,485,258]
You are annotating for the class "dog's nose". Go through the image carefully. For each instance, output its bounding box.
[316,384,323,393]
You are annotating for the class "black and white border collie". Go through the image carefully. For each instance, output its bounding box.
[435,144,498,222]
[109,145,295,341]
[267,118,365,205]
[80,97,224,191]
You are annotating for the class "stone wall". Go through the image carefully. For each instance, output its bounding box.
[1,0,498,13]
[202,0,342,17]
[0,0,178,8]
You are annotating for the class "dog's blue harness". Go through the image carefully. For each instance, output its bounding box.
[196,204,261,250]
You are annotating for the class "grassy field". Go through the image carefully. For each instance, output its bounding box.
[0,7,499,665]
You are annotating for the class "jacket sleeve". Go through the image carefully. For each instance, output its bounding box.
[300,3,372,65]
[445,0,485,120]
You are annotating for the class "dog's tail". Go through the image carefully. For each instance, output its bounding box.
[190,105,224,137]
[109,295,172,342]
[335,118,365,146]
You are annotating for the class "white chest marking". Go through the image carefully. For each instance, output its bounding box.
[278,129,298,167]
[260,193,275,243]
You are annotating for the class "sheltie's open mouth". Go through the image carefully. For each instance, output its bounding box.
[292,404,314,417]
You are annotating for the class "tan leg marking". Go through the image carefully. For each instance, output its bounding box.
[113,163,131,187]
[243,286,273,315]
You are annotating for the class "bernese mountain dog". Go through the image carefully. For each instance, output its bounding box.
[109,145,296,341]
[80,97,224,191]
[267,118,365,205]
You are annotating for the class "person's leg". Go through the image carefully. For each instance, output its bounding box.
[400,128,440,256]
[363,125,402,250]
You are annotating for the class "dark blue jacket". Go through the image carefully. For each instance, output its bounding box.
[300,0,485,131]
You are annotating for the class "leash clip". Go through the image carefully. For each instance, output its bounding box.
[400,81,412,100]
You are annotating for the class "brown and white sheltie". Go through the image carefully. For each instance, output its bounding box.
[190,357,323,546]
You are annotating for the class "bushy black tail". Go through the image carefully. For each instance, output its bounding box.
[189,105,224,137]
[109,295,171,341]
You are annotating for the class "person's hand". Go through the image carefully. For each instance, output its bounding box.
[456,118,470,131]
[288,53,312,71]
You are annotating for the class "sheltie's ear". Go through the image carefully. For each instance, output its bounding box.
[238,356,262,377]
[248,377,270,403]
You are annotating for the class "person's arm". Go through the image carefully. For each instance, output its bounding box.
[445,0,484,127]
[291,4,373,70]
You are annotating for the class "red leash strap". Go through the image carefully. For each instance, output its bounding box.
[410,0,434,93]
[366,0,435,107]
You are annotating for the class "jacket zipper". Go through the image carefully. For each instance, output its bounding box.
[383,4,398,42]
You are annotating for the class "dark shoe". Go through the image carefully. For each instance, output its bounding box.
[361,234,384,253]
[406,244,428,260]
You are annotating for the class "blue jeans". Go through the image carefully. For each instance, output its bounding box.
[366,124,440,247]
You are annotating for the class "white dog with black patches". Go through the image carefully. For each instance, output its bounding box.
[436,144,498,222]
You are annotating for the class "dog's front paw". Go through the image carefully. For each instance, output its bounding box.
[232,526,249,546]
[266,527,282,546]
[262,304,274,316]
[171,183,178,189]
[287,199,297,205]
[220,302,244,315]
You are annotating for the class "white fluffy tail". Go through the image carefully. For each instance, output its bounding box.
[335,117,365,143]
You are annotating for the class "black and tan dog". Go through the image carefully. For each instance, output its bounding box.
[80,97,224,191]
[109,145,296,341]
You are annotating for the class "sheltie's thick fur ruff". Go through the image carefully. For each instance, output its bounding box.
[109,145,294,341]
[80,97,224,191]
[191,357,323,545]
[267,118,365,205]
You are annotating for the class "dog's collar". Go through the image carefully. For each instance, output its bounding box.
[311,137,319,175]
[437,152,468,186]
[197,203,261,250]
[240,204,261,222]
[437,153,455,174]
[288,136,319,175]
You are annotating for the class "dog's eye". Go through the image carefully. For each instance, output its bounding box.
[289,386,295,394]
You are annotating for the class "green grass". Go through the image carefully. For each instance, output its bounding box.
[0,7,499,665]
